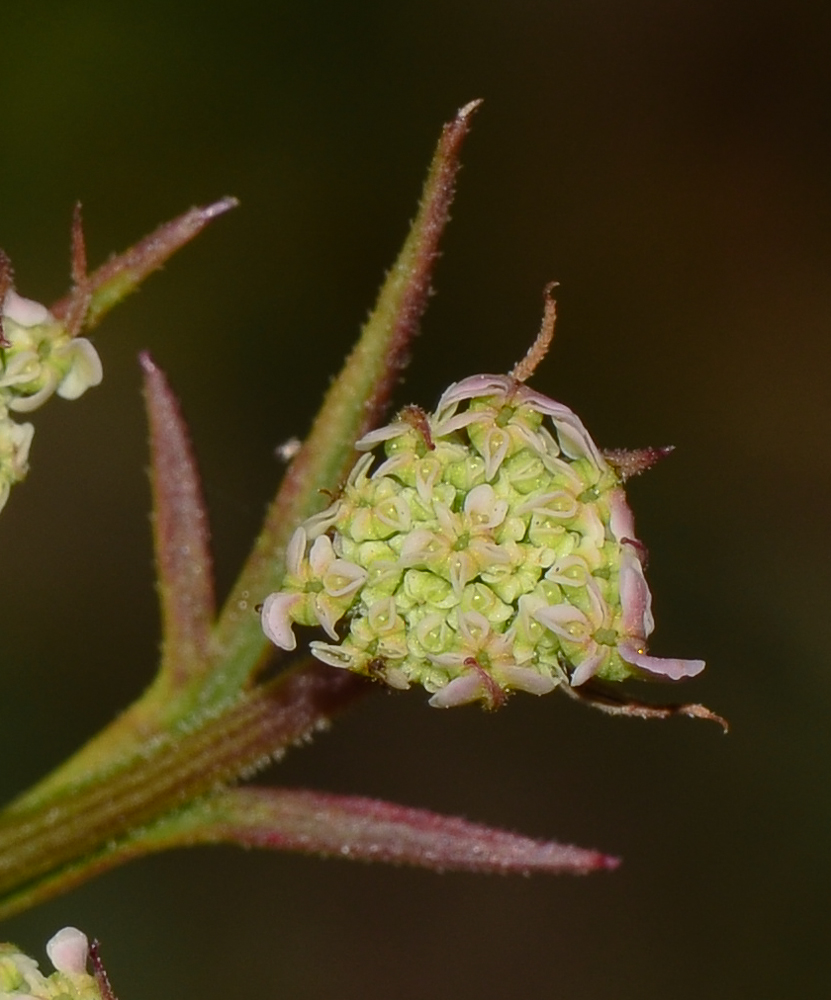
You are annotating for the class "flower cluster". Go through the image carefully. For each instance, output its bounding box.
[0,928,102,1000]
[262,373,704,707]
[0,288,102,512]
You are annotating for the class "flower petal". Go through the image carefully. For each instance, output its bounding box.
[618,546,654,637]
[2,289,51,326]
[436,374,512,414]
[355,421,410,450]
[617,638,706,680]
[533,602,592,644]
[46,927,89,975]
[56,338,103,399]
[308,534,336,576]
[500,664,559,695]
[429,671,486,707]
[261,592,302,650]
[569,646,607,686]
[608,486,636,542]
[285,526,308,576]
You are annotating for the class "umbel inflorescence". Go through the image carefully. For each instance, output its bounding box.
[262,299,704,708]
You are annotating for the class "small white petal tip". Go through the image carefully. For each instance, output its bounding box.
[2,290,51,327]
[46,927,89,975]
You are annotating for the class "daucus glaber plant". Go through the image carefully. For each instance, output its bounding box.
[0,101,724,992]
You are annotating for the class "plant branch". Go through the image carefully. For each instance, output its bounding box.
[0,663,371,909]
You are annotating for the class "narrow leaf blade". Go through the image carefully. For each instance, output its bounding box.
[141,353,215,686]
[0,781,616,917]
[210,101,482,700]
[173,786,620,875]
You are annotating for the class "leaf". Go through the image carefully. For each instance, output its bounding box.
[50,197,238,332]
[145,787,620,875]
[208,100,483,702]
[141,353,215,689]
[0,782,616,918]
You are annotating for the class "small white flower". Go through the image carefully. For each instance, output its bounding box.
[260,528,367,649]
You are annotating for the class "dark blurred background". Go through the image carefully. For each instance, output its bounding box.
[1,1,829,998]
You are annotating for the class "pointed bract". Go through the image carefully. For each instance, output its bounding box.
[603,445,675,481]
[0,250,12,347]
[117,787,619,876]
[51,198,239,332]
[142,353,215,686]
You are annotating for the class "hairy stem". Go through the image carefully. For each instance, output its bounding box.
[0,664,370,904]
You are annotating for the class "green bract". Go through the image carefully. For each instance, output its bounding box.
[262,373,704,708]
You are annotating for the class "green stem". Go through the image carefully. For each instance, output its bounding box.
[0,663,369,907]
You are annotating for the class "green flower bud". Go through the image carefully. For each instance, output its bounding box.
[262,373,704,708]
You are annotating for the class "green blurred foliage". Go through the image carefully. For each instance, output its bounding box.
[1,1,829,998]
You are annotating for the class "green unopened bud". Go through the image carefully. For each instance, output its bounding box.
[0,929,103,1000]
[262,372,705,708]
